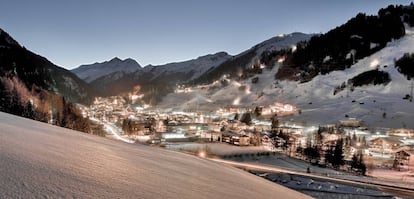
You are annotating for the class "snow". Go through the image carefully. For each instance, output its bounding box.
[100,120,134,143]
[252,172,392,198]
[254,32,313,56]
[370,42,380,49]
[71,57,142,83]
[223,152,414,192]
[0,112,310,199]
[157,27,414,128]
[208,158,404,198]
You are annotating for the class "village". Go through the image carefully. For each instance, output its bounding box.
[81,95,414,176]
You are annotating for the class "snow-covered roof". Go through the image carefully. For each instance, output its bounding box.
[0,112,310,199]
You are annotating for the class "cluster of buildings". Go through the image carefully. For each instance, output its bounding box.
[85,96,269,146]
[84,96,414,172]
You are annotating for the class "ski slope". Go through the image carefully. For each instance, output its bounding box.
[0,112,310,199]
[158,27,414,128]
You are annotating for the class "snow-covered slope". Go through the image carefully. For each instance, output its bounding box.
[157,28,414,128]
[254,32,313,56]
[0,112,310,199]
[72,57,141,83]
[191,33,313,85]
[143,52,231,81]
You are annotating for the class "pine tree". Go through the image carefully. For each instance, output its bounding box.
[240,113,252,125]
[362,136,367,146]
[271,114,278,130]
[325,145,333,165]
[352,132,357,145]
[304,146,320,163]
[331,139,345,169]
[315,128,323,146]
[22,101,35,119]
[234,113,239,120]
[351,154,359,169]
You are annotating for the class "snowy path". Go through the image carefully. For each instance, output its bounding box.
[90,117,134,143]
[103,121,135,143]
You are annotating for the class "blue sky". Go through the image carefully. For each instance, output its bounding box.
[0,0,412,69]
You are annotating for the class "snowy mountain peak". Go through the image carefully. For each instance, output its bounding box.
[254,32,313,55]
[196,51,229,60]
[71,57,142,83]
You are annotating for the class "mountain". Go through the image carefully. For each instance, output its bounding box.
[0,28,19,46]
[141,51,231,82]
[79,33,311,104]
[156,4,414,128]
[0,111,310,199]
[277,5,411,82]
[71,57,142,83]
[0,28,93,132]
[192,32,313,84]
[0,28,94,103]
[87,52,233,100]
[69,4,414,129]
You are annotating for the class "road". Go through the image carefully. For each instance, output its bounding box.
[209,158,414,198]
[90,117,134,143]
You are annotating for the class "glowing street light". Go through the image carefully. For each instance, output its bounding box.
[198,151,206,158]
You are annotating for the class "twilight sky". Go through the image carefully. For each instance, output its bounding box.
[0,0,412,69]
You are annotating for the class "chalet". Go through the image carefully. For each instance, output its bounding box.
[339,118,364,128]
[394,149,414,171]
[221,131,239,143]
[239,129,261,146]
[369,137,403,154]
[221,131,250,146]
[232,135,250,146]
[200,130,222,142]
[129,120,151,135]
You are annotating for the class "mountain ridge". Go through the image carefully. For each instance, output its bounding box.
[76,32,312,101]
[156,26,414,128]
[71,57,142,83]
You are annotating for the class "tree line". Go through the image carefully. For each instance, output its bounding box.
[0,76,93,135]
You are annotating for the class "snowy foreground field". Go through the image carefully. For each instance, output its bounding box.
[0,112,310,198]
